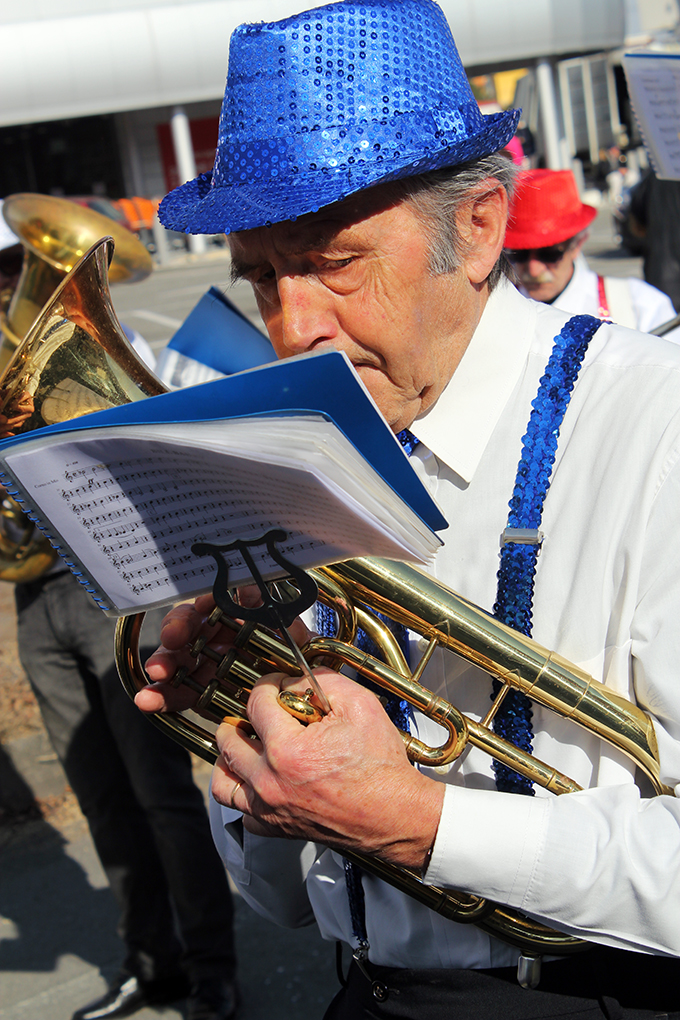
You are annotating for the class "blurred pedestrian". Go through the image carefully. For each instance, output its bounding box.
[629,172,680,313]
[0,214,239,1020]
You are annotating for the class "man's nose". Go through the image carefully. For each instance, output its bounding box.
[524,257,550,278]
[277,276,339,352]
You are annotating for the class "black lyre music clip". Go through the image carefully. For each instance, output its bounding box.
[192,529,331,716]
[191,528,319,628]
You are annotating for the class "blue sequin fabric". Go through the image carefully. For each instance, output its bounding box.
[491,314,603,795]
[159,0,519,234]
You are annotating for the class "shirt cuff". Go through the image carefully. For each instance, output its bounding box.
[424,784,550,907]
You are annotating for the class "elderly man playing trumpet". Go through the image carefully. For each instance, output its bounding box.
[138,1,680,1016]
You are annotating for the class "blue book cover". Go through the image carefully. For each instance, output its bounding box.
[164,286,276,374]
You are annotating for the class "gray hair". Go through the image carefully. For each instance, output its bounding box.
[388,154,519,289]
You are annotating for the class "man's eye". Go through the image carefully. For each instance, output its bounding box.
[322,257,355,270]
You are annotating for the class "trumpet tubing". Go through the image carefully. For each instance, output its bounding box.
[115,555,670,954]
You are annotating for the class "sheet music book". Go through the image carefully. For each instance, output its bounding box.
[622,52,680,180]
[0,350,446,616]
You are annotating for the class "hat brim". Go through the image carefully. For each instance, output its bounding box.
[160,109,520,235]
[504,202,597,249]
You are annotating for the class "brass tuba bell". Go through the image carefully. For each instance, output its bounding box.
[0,193,153,373]
[0,236,165,581]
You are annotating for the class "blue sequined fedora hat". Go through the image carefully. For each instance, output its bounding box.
[159,0,520,235]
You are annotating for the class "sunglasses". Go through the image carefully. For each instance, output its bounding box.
[505,240,575,265]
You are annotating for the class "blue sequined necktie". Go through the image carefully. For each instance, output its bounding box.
[316,427,418,731]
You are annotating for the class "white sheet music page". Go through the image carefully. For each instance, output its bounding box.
[4,416,441,615]
[623,52,680,180]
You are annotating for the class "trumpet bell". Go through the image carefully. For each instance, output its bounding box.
[0,236,166,582]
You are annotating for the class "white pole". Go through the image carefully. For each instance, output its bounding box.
[536,59,565,169]
[170,106,206,255]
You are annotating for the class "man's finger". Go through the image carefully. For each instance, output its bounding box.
[134,682,198,714]
[213,718,264,807]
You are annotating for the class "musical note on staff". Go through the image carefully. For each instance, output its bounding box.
[0,350,445,616]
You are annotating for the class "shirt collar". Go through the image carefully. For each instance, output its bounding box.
[413,279,536,483]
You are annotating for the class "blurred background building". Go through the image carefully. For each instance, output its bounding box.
[0,0,677,253]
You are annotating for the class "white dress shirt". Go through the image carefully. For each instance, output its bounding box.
[525,255,679,339]
[211,279,680,968]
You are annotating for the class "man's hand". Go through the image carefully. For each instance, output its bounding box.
[213,668,445,873]
[137,594,444,872]
[137,594,225,714]
[136,589,314,715]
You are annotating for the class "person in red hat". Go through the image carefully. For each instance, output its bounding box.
[505,169,677,335]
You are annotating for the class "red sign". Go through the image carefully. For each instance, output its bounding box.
[157,117,219,193]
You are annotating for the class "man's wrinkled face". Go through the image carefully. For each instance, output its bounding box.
[507,235,584,304]
[228,190,479,433]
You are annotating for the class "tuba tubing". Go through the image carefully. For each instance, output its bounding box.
[115,555,671,954]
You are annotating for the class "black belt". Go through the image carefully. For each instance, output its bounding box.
[330,944,680,1020]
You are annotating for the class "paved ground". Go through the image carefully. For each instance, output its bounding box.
[0,797,338,1020]
[0,197,653,1020]
[0,565,338,1020]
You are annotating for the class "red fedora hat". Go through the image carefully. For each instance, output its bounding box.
[505,169,597,249]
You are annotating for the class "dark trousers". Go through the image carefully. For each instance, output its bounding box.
[324,947,680,1020]
[16,570,236,985]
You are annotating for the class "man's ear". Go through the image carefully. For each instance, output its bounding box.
[457,182,509,285]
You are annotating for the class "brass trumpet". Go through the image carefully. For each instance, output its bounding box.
[116,555,671,955]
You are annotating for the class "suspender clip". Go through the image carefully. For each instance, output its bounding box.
[517,953,542,989]
[501,527,544,547]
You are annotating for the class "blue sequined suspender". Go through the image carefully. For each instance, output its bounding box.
[491,313,603,793]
